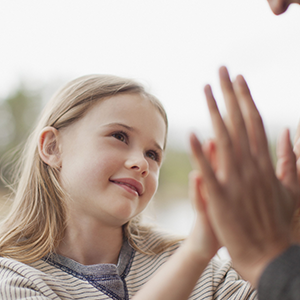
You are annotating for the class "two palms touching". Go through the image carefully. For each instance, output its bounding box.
[189,66,300,286]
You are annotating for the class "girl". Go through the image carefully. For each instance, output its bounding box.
[0,74,256,299]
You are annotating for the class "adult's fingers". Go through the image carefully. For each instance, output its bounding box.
[219,67,251,161]
[233,75,273,171]
[203,84,235,178]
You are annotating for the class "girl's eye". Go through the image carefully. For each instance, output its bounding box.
[112,131,128,143]
[146,150,160,162]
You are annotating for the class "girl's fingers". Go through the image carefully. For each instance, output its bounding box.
[188,170,221,261]
[218,67,251,160]
[276,129,299,194]
[203,139,218,172]
[293,120,300,145]
[293,121,300,186]
[189,171,205,213]
[189,133,222,200]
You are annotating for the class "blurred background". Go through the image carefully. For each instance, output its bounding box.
[0,1,299,256]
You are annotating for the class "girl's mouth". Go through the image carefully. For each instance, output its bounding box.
[109,178,143,196]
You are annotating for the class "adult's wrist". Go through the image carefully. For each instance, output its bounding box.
[231,240,291,287]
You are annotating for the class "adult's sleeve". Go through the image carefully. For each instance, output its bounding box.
[258,245,300,300]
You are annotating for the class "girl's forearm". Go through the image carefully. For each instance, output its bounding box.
[132,240,210,300]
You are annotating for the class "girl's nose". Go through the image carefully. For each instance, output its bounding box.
[125,153,149,177]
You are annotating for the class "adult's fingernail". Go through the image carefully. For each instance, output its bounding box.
[204,84,213,97]
[235,75,245,86]
[219,66,229,79]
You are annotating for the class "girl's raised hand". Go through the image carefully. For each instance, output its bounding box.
[131,156,221,300]
[190,66,300,287]
[185,169,220,262]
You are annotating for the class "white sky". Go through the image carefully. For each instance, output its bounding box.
[1,0,300,149]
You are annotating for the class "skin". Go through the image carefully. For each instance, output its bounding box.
[39,93,221,300]
[186,1,300,288]
[294,121,300,185]
[190,66,300,287]
[39,93,166,265]
[267,0,300,15]
[33,1,300,298]
[133,171,220,300]
[291,122,300,242]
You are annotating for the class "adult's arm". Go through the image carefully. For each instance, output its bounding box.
[255,122,300,299]
[258,245,300,300]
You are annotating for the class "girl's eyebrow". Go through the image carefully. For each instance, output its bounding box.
[104,122,163,151]
[104,122,135,131]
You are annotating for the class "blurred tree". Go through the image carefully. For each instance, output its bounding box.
[155,139,278,206]
[0,83,43,188]
[156,148,192,204]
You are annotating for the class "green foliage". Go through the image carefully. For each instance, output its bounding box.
[0,82,193,204]
[0,84,42,154]
[0,83,43,188]
[156,138,278,204]
[160,149,192,185]
[157,148,192,203]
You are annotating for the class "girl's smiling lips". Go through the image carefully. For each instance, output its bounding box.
[110,178,144,196]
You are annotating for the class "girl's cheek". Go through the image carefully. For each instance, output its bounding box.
[149,173,160,194]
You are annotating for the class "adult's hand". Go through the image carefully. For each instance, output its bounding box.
[190,66,300,287]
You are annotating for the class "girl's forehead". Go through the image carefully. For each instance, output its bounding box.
[98,94,165,123]
[73,93,167,147]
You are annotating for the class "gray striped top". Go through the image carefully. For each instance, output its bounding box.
[0,232,257,299]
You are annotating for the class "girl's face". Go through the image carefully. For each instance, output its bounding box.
[58,93,166,226]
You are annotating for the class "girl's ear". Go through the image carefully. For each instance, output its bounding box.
[38,126,62,168]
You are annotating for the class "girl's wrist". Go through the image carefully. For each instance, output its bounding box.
[183,217,219,264]
[181,237,213,266]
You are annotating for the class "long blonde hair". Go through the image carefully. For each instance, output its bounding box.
[0,74,178,264]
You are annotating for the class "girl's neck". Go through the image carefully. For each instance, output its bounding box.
[56,217,124,266]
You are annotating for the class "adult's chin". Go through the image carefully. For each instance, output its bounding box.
[267,0,289,15]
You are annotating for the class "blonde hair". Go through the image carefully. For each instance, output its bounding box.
[0,74,179,264]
